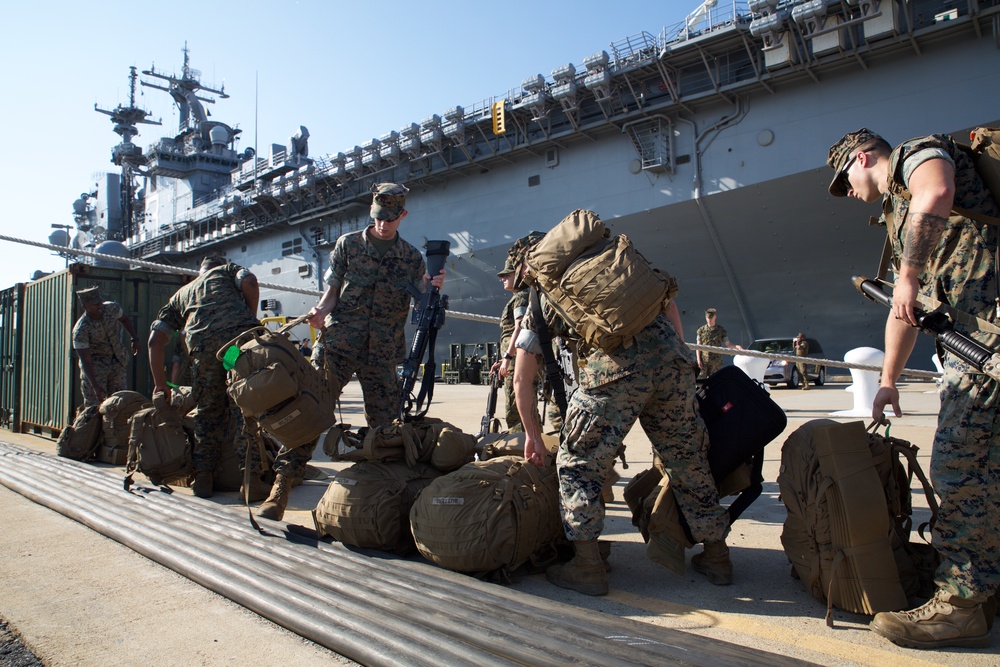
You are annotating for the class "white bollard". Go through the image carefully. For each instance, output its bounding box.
[734,354,771,389]
[831,346,888,418]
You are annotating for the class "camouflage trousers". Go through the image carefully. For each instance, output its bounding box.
[272,346,398,479]
[80,358,127,407]
[795,359,810,387]
[190,353,256,475]
[700,354,723,379]
[931,370,1000,600]
[557,357,728,543]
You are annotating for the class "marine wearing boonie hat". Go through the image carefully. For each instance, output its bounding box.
[370,182,408,222]
[827,128,884,197]
[76,286,102,306]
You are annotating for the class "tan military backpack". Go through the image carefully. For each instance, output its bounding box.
[524,209,678,353]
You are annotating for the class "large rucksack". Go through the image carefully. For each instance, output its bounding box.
[777,419,938,625]
[312,460,442,554]
[219,324,333,449]
[123,400,194,489]
[409,455,563,578]
[56,405,104,461]
[98,391,153,465]
[524,209,678,353]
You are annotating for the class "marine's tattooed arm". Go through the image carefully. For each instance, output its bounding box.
[901,211,948,271]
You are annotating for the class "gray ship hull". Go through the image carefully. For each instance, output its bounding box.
[72,2,1000,370]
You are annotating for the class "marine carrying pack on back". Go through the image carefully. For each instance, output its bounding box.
[778,419,939,625]
[219,321,333,449]
[524,209,678,353]
[56,405,104,461]
[409,455,563,578]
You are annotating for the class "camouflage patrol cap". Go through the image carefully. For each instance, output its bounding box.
[827,128,884,197]
[705,308,717,316]
[200,255,227,271]
[76,286,102,306]
[370,182,408,222]
[497,255,518,277]
[506,231,546,267]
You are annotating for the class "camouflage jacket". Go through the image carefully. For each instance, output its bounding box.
[696,324,728,350]
[152,263,260,354]
[72,301,128,365]
[322,228,427,365]
[499,289,529,351]
[520,290,694,390]
[883,134,1000,353]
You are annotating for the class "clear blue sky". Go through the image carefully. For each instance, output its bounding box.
[0,1,698,289]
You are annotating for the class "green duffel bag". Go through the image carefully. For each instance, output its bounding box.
[312,461,441,555]
[409,455,562,577]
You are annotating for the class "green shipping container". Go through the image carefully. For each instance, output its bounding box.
[0,283,25,432]
[18,263,188,436]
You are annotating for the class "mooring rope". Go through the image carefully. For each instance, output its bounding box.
[0,232,940,377]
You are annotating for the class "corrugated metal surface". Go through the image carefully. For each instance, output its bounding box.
[19,264,188,435]
[0,284,24,432]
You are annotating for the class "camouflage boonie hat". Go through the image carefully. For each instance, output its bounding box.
[370,182,408,221]
[705,308,717,316]
[827,128,883,197]
[76,286,102,306]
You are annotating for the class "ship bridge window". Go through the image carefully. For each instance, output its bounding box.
[281,238,303,257]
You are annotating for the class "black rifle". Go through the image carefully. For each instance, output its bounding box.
[853,275,1000,381]
[399,240,451,421]
[478,371,502,439]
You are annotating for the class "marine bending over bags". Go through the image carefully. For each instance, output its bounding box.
[509,210,734,596]
[147,255,270,501]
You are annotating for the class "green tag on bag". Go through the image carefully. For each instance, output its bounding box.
[222,345,241,371]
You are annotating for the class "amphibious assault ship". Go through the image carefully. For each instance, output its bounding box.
[64,0,1000,366]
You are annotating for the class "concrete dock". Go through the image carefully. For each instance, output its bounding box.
[1,375,995,666]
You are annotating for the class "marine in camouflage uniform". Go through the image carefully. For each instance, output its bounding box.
[149,257,263,498]
[259,183,442,520]
[513,235,730,596]
[827,128,1000,648]
[490,246,541,433]
[72,287,139,407]
[793,333,810,390]
[695,308,729,378]
[498,288,531,431]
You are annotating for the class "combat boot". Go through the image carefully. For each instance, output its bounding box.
[191,471,214,499]
[546,539,609,596]
[692,540,733,586]
[256,473,292,521]
[601,468,620,503]
[240,474,272,503]
[870,590,992,649]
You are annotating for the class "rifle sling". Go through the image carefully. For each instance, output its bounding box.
[529,288,568,417]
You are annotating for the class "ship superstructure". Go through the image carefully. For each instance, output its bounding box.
[75,0,1000,365]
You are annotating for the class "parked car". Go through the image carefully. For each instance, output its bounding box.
[748,337,826,388]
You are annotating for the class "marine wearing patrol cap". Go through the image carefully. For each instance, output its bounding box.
[76,286,102,306]
[370,183,408,222]
[827,128,885,197]
[705,308,716,317]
